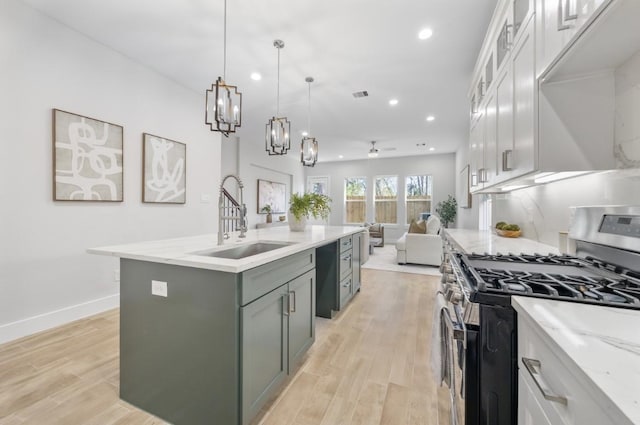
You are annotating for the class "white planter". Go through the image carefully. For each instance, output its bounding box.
[288,212,307,232]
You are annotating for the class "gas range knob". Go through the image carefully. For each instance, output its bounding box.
[439,263,453,274]
[446,274,457,283]
[451,290,464,303]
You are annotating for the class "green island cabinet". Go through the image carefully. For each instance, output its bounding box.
[119,248,316,425]
[316,232,362,318]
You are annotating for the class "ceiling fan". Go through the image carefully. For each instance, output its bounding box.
[368,141,396,158]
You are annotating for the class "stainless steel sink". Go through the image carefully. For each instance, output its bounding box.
[192,241,294,260]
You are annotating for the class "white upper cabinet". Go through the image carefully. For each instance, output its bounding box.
[466,0,640,192]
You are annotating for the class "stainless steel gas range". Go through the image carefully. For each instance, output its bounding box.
[439,206,640,425]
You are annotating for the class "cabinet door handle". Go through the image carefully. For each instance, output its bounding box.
[522,357,568,405]
[343,255,352,262]
[283,294,289,316]
[478,168,488,183]
[557,0,573,31]
[502,149,513,171]
[564,0,578,21]
[343,279,351,288]
[289,290,296,313]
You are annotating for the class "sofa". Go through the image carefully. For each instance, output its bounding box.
[396,216,443,266]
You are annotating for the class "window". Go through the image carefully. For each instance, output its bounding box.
[405,175,432,223]
[374,176,398,224]
[345,177,366,223]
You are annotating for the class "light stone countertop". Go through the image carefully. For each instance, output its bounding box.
[443,228,559,255]
[512,296,640,425]
[88,225,364,273]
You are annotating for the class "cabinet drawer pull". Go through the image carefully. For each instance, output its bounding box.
[289,290,296,313]
[283,294,289,316]
[343,279,351,288]
[342,255,352,262]
[522,357,568,405]
[502,149,513,171]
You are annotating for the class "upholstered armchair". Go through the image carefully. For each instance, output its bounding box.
[395,216,443,266]
[366,223,384,247]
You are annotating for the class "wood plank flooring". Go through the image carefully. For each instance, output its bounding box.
[0,270,449,425]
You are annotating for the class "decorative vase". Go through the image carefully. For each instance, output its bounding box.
[288,211,307,232]
[266,213,272,224]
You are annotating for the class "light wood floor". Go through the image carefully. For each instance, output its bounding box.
[0,270,448,425]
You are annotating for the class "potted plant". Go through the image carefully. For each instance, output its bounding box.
[260,204,273,223]
[288,192,331,232]
[435,195,457,228]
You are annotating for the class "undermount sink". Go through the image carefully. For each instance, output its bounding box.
[192,241,295,260]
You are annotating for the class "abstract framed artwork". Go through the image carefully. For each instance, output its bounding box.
[142,133,186,204]
[53,109,124,201]
[257,179,286,213]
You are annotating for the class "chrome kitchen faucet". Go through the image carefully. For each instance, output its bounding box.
[218,174,247,245]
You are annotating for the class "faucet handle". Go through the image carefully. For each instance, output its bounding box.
[224,233,230,240]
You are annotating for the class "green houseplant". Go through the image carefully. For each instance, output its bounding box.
[260,204,273,223]
[288,192,331,231]
[435,195,457,228]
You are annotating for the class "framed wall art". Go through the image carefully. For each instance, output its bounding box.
[53,109,123,201]
[257,179,286,213]
[142,133,186,204]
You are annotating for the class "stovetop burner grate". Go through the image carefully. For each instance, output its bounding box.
[458,253,640,309]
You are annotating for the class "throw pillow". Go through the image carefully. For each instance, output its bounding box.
[408,219,427,234]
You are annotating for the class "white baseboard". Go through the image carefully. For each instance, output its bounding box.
[0,294,119,345]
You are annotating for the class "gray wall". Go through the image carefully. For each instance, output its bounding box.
[304,154,456,242]
[0,0,221,343]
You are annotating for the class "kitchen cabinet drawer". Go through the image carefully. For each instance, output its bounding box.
[339,235,353,253]
[518,369,554,425]
[339,249,353,281]
[518,316,618,425]
[240,248,315,306]
[339,275,352,309]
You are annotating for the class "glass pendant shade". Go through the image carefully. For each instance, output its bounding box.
[301,136,318,167]
[301,76,318,167]
[265,39,290,156]
[204,0,242,137]
[206,77,242,136]
[265,116,291,155]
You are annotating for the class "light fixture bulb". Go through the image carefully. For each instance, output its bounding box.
[250,72,262,81]
[426,115,435,122]
[418,28,433,40]
[429,147,435,151]
[389,99,399,106]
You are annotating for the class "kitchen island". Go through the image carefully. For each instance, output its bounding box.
[88,225,364,425]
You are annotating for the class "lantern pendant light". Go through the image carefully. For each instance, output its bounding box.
[301,77,318,167]
[265,40,291,155]
[205,0,242,137]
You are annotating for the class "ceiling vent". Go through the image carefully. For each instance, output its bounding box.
[352,91,369,98]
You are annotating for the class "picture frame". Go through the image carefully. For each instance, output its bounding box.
[307,175,330,197]
[257,179,286,214]
[142,133,186,204]
[459,165,472,208]
[53,109,123,201]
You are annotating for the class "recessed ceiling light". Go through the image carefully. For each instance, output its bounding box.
[301,131,308,136]
[426,115,435,122]
[338,155,344,159]
[389,99,398,106]
[418,28,433,40]
[250,72,262,81]
[429,147,435,151]
[471,143,477,148]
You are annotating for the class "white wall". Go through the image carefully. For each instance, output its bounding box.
[304,154,457,242]
[491,170,640,247]
[0,0,221,343]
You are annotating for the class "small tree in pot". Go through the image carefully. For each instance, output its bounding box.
[288,192,331,232]
[435,195,457,228]
[260,204,273,223]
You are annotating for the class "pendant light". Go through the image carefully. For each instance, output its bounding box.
[205,0,242,137]
[301,77,318,167]
[265,40,291,155]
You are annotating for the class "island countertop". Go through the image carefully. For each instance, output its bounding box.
[512,296,640,425]
[88,225,364,273]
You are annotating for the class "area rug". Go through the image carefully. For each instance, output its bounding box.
[362,244,442,276]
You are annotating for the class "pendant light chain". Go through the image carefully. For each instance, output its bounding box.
[307,81,311,135]
[276,46,280,117]
[222,0,227,80]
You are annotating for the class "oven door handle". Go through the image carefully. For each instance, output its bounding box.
[441,309,462,425]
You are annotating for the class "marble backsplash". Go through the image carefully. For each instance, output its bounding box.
[491,169,640,248]
[615,51,640,168]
